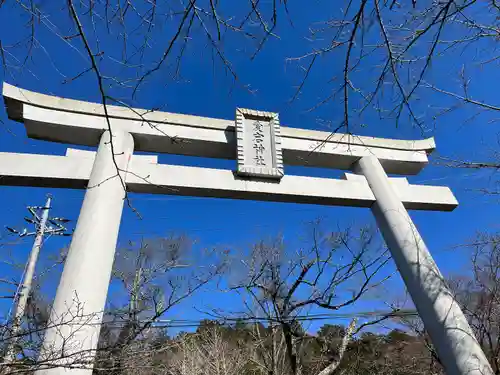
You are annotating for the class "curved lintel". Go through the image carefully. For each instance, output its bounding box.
[3,83,435,153]
[2,83,433,175]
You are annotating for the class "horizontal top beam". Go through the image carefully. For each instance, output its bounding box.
[3,83,435,175]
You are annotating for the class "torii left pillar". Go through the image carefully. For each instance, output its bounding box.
[35,130,134,375]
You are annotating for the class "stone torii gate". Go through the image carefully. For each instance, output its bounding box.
[1,83,492,375]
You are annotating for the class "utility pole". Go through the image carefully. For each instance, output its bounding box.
[4,196,70,364]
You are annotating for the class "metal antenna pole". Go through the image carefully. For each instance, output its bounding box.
[4,197,51,363]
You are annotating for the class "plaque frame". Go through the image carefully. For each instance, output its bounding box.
[235,108,284,179]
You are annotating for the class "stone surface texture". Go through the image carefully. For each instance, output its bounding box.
[4,83,434,175]
[235,108,284,179]
[35,131,133,375]
[355,156,492,375]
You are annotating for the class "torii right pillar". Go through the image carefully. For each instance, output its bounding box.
[355,156,493,375]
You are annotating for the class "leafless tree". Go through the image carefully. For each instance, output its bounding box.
[92,234,227,374]
[224,222,394,375]
[396,231,500,374]
[285,0,499,190]
[167,325,248,375]
[288,0,498,130]
[447,232,500,374]
[0,234,64,372]
[0,233,226,374]
[4,1,495,133]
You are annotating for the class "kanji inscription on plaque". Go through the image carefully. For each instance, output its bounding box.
[235,108,284,179]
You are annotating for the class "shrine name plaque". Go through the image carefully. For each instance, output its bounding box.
[235,108,284,180]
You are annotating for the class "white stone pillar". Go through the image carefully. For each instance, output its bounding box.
[355,156,492,375]
[35,130,134,375]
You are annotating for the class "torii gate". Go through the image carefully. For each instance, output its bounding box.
[1,83,492,375]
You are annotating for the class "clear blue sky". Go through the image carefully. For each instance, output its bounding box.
[0,1,498,333]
